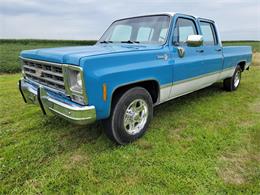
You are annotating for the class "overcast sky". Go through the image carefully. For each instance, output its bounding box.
[0,0,259,41]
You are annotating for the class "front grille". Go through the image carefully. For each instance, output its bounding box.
[21,58,65,91]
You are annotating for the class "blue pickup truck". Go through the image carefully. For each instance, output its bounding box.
[19,13,252,144]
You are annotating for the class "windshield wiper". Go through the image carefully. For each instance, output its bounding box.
[100,41,113,44]
[121,40,140,44]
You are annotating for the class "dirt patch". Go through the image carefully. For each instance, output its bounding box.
[217,146,260,185]
[217,153,248,185]
[122,175,140,186]
[70,154,87,163]
[168,127,184,141]
[239,120,255,128]
[63,153,89,169]
[250,98,260,113]
[167,127,194,144]
[24,179,42,190]
[253,53,260,66]
[136,139,153,150]
[0,118,14,126]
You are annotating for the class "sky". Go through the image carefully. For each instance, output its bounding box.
[0,0,260,41]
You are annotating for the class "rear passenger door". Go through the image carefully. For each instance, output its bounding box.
[198,20,223,81]
[170,15,205,98]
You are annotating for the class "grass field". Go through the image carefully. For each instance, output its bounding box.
[1,40,260,194]
[0,39,259,73]
[0,39,96,73]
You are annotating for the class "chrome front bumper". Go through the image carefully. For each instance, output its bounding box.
[18,79,96,125]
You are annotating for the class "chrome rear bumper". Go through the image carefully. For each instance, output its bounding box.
[18,79,96,125]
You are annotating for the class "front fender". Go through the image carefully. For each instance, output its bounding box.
[80,48,172,119]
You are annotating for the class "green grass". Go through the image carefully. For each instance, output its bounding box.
[223,41,260,53]
[1,58,260,193]
[0,39,96,73]
[1,40,260,193]
[0,39,259,73]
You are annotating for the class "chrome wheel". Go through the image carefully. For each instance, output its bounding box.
[123,99,148,135]
[234,70,241,88]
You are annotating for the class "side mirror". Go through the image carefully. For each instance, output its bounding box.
[186,35,203,47]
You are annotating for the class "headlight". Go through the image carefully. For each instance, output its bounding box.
[63,65,87,105]
[76,72,82,88]
[68,70,82,93]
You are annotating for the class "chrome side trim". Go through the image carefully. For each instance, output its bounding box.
[159,67,236,103]
[218,66,236,80]
[169,72,219,101]
[172,67,234,86]
[160,85,172,102]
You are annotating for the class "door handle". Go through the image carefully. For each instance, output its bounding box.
[215,48,222,52]
[196,49,204,53]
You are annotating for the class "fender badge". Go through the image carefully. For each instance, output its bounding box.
[156,54,168,61]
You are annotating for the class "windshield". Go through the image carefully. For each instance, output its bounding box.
[98,15,170,45]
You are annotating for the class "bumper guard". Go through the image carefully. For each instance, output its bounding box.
[18,79,96,125]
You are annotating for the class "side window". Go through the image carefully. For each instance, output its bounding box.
[136,27,154,42]
[200,21,217,45]
[174,18,198,45]
[110,25,132,42]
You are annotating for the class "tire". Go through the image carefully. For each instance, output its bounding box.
[223,66,242,91]
[102,87,153,145]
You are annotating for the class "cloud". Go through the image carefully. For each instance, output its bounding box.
[0,0,259,40]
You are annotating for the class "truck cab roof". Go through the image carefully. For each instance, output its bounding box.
[119,12,215,23]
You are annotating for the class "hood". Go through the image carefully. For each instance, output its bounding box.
[20,44,163,65]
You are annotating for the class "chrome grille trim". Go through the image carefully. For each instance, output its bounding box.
[20,57,65,92]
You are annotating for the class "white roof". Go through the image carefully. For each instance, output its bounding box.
[148,12,199,18]
[147,12,176,16]
[120,12,215,23]
[122,12,176,19]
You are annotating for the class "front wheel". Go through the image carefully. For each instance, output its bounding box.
[102,87,153,145]
[223,66,242,91]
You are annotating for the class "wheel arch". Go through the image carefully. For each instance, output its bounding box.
[110,79,160,113]
[237,60,247,71]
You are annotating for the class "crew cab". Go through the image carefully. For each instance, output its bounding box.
[19,13,252,144]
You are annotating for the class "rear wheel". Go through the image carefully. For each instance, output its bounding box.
[102,87,153,145]
[223,66,242,91]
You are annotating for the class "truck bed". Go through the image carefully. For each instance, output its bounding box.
[222,46,252,70]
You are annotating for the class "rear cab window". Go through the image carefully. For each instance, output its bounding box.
[199,21,218,46]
